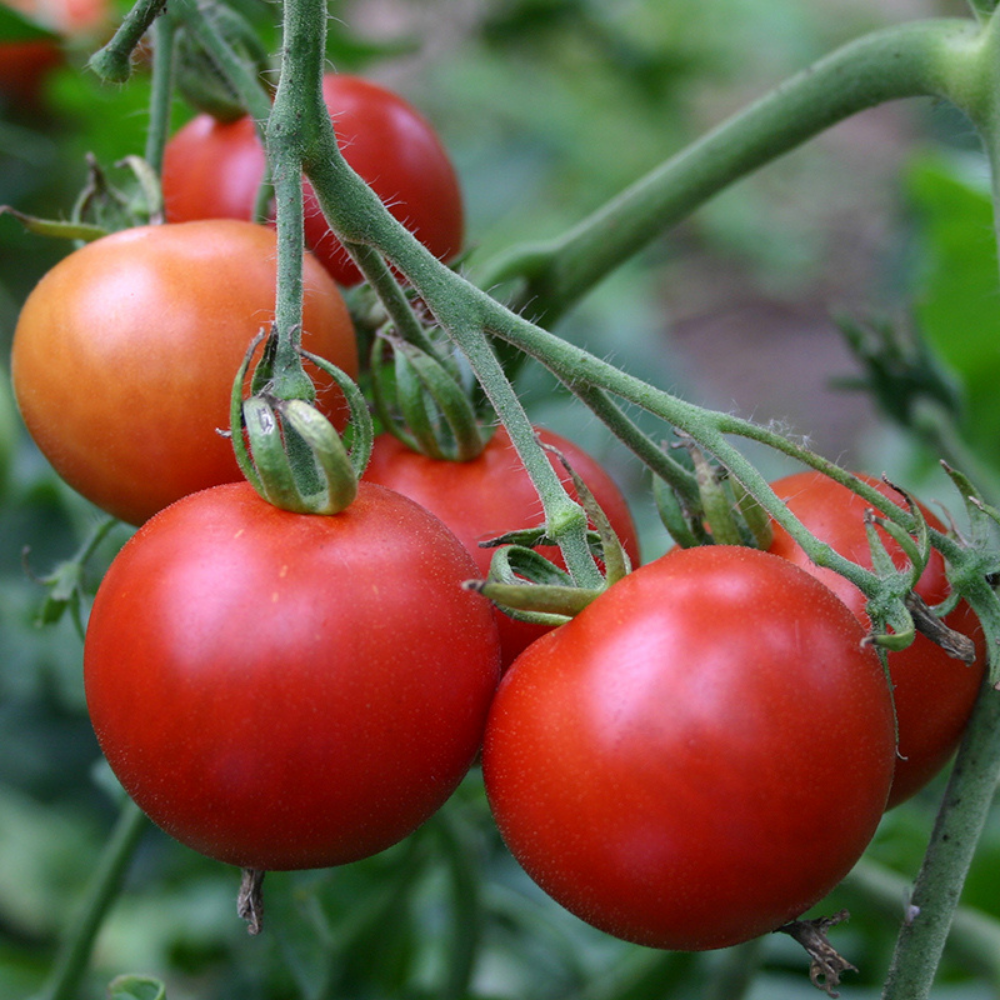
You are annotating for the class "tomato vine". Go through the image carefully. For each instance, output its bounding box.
[15,0,1000,996]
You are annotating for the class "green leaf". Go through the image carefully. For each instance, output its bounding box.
[906,153,1000,465]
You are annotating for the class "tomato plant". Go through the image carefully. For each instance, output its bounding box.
[161,73,465,286]
[482,545,897,952]
[766,471,986,807]
[83,480,501,871]
[362,425,641,666]
[10,219,358,525]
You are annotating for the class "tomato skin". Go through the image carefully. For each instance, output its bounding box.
[11,220,358,526]
[483,546,895,952]
[84,480,501,870]
[162,74,464,286]
[766,471,985,807]
[362,427,641,668]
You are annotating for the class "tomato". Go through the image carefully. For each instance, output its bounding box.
[766,471,985,807]
[84,480,501,871]
[0,0,109,103]
[362,426,641,668]
[0,41,62,102]
[162,74,465,286]
[11,220,358,526]
[482,546,896,952]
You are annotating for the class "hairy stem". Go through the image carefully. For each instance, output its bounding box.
[144,12,175,175]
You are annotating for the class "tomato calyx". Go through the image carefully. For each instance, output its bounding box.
[230,330,373,515]
[468,443,633,623]
[370,324,490,462]
[174,3,271,123]
[654,438,772,550]
[776,910,857,998]
[0,153,162,242]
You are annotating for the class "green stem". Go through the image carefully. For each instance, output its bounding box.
[88,0,167,83]
[294,54,601,584]
[881,12,1000,996]
[31,800,147,1000]
[969,0,999,23]
[881,685,1000,999]
[348,243,436,354]
[144,12,175,176]
[569,384,700,508]
[446,322,604,588]
[431,813,482,1000]
[477,18,983,324]
[169,0,272,124]
[262,0,323,401]
[841,858,1000,988]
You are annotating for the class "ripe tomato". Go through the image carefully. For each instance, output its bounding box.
[0,0,109,102]
[362,426,641,668]
[0,41,62,102]
[482,546,896,952]
[11,220,358,526]
[162,74,464,286]
[84,480,502,871]
[766,471,985,807]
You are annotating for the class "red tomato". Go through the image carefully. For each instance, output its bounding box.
[0,41,62,102]
[162,74,464,286]
[84,480,502,870]
[362,427,641,668]
[11,220,358,526]
[766,471,985,807]
[0,0,109,102]
[482,546,896,952]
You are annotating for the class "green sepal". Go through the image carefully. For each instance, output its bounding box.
[230,334,371,515]
[175,1,272,122]
[478,525,607,559]
[732,479,773,550]
[542,438,631,585]
[864,597,916,653]
[72,154,163,232]
[864,478,930,587]
[281,399,358,511]
[688,443,742,545]
[301,348,374,478]
[652,473,709,548]
[22,516,120,641]
[370,333,486,462]
[0,206,107,244]
[470,545,604,625]
[241,395,308,510]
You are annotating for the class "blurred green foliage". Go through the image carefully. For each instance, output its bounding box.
[4,0,1000,998]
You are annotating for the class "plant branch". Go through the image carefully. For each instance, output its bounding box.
[881,684,1000,999]
[144,12,175,175]
[476,18,983,324]
[31,800,147,1000]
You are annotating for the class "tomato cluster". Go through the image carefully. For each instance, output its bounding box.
[7,59,986,964]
